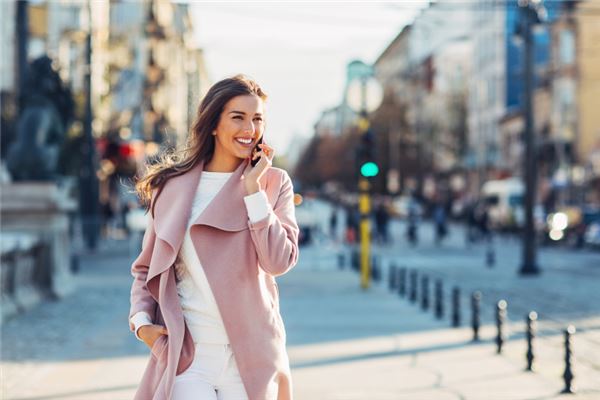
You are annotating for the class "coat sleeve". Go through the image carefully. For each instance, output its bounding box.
[128,210,158,331]
[247,170,299,276]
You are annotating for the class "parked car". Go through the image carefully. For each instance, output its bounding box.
[545,206,600,248]
[584,221,600,249]
[481,178,524,230]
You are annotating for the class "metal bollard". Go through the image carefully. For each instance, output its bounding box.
[388,264,397,291]
[420,275,430,311]
[434,279,443,320]
[562,325,576,394]
[409,270,418,303]
[526,311,537,371]
[471,291,482,341]
[496,300,507,354]
[337,253,345,270]
[398,267,407,298]
[452,287,461,327]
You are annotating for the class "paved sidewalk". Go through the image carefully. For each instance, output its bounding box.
[282,245,600,400]
[1,238,599,399]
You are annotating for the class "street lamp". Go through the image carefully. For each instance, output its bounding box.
[79,0,100,250]
[347,68,383,290]
[515,0,546,275]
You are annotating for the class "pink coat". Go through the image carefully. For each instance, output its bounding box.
[129,159,299,400]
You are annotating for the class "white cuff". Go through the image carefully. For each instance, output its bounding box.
[243,190,271,223]
[130,311,153,341]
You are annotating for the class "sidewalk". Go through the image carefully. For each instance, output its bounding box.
[1,238,599,399]
[282,245,600,400]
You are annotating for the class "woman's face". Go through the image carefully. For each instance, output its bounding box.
[213,94,265,162]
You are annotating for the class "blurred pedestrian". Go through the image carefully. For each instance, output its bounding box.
[374,202,390,244]
[329,206,338,241]
[345,205,358,244]
[434,202,448,245]
[406,197,419,246]
[465,200,478,245]
[129,75,298,400]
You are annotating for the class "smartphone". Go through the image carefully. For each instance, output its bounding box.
[251,136,263,167]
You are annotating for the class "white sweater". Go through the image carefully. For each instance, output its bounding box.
[130,170,271,344]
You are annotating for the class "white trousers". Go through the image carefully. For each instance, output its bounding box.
[172,343,249,400]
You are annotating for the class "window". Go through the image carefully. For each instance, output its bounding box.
[559,30,575,66]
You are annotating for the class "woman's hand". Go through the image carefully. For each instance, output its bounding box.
[138,324,168,349]
[244,142,275,195]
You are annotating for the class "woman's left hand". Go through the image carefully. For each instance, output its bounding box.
[244,142,274,194]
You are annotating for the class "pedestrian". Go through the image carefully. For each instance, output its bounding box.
[406,196,419,246]
[374,202,390,244]
[128,75,299,400]
[345,205,357,244]
[329,206,338,241]
[434,201,448,245]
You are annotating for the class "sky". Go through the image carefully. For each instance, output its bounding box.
[189,1,427,158]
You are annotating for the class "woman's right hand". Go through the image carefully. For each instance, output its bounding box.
[138,324,168,349]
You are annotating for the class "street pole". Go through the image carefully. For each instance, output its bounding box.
[16,0,29,112]
[79,0,100,250]
[359,78,371,290]
[519,0,541,275]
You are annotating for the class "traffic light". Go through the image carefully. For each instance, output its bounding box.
[361,162,379,178]
[359,127,378,178]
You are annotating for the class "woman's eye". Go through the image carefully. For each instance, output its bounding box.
[233,116,243,120]
[254,118,263,122]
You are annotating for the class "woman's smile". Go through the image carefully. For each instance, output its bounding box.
[234,137,255,147]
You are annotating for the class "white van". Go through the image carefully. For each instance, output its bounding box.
[481,178,524,229]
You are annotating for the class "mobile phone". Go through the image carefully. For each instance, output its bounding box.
[251,136,263,167]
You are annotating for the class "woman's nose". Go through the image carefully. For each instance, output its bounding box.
[243,122,255,134]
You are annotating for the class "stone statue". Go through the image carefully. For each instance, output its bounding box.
[6,55,74,181]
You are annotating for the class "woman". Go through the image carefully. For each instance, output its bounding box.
[128,75,299,400]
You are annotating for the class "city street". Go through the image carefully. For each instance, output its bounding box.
[2,209,600,399]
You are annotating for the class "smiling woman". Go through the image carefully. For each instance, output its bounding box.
[205,95,266,171]
[129,74,299,400]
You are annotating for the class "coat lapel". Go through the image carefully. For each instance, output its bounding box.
[148,158,251,283]
[192,158,249,232]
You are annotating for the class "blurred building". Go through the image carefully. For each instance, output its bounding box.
[468,1,561,193]
[375,0,474,198]
[374,25,415,194]
[1,0,211,238]
[104,0,209,151]
[548,0,600,204]
[1,0,209,164]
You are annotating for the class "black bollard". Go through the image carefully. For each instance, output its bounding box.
[452,287,461,327]
[398,267,407,298]
[388,264,397,291]
[471,291,482,342]
[420,275,430,311]
[562,325,576,394]
[526,311,537,371]
[434,279,443,320]
[409,270,418,303]
[496,300,507,354]
[337,253,345,270]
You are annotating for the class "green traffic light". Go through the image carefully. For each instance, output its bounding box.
[360,162,379,177]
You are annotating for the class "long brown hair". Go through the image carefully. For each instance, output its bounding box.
[135,74,267,217]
